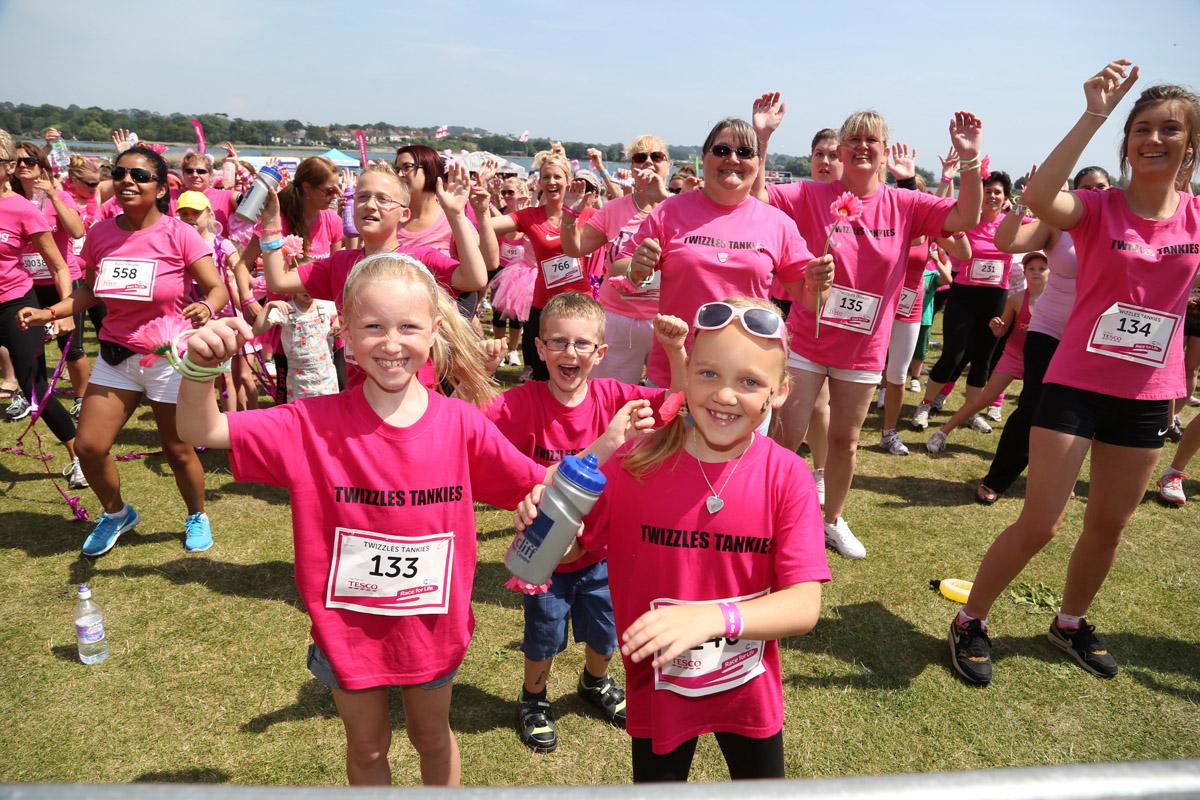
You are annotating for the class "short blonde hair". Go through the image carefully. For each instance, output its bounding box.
[539,291,606,341]
[839,111,889,146]
[625,134,667,160]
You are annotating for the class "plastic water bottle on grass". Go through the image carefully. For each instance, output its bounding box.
[74,583,109,665]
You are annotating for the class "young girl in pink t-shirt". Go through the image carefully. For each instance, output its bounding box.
[949,63,1200,688]
[178,253,545,787]
[515,297,829,782]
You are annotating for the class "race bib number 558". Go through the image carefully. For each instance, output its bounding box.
[94,258,157,301]
[326,528,454,616]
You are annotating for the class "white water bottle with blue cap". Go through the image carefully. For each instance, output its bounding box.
[505,453,606,585]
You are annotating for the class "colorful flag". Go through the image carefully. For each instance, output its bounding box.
[518,130,530,142]
[435,125,449,139]
[355,129,368,169]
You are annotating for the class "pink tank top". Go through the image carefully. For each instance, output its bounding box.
[1027,230,1077,340]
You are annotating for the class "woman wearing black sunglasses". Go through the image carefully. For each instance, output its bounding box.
[20,145,227,558]
[175,150,241,234]
[0,129,80,477]
[615,118,829,391]
[561,134,673,384]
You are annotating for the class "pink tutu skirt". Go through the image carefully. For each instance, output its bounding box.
[490,261,536,322]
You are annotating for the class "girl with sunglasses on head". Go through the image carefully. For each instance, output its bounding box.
[0,129,81,482]
[970,164,1112,504]
[10,142,92,421]
[559,135,673,384]
[514,297,829,783]
[483,143,597,381]
[19,145,227,558]
[752,95,984,559]
[617,119,826,394]
[949,62,1200,687]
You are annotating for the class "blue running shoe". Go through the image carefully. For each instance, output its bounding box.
[82,505,140,557]
[184,512,213,552]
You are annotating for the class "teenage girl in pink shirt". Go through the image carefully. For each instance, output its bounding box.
[179,253,545,786]
[515,297,830,782]
[950,62,1200,686]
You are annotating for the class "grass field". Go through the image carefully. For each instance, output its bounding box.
[1,332,1197,787]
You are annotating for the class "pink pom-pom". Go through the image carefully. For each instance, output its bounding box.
[505,575,552,595]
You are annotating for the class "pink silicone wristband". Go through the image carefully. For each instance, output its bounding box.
[719,603,743,639]
[562,205,580,219]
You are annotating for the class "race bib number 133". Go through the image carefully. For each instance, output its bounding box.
[326,528,454,616]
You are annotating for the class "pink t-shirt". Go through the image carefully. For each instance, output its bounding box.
[766,180,954,371]
[1027,230,1077,340]
[485,378,667,574]
[26,189,83,284]
[80,215,212,351]
[498,235,530,268]
[579,434,830,754]
[511,205,598,308]
[953,214,1016,289]
[0,194,51,303]
[994,291,1032,380]
[586,194,657,320]
[228,388,546,689]
[98,196,122,221]
[1044,188,1200,400]
[895,241,930,324]
[621,191,813,386]
[262,209,345,262]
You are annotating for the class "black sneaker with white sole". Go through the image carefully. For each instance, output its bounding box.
[948,617,992,685]
[1048,619,1118,679]
[577,671,626,728]
[517,691,557,753]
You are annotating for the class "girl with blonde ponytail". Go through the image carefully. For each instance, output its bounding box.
[513,296,829,782]
[176,259,546,789]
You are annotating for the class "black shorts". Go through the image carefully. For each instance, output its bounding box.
[1184,314,1200,338]
[1033,383,1171,449]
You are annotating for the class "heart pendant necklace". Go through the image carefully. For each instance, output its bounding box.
[695,434,753,515]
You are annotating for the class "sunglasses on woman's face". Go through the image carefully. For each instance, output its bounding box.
[709,144,757,160]
[500,189,516,197]
[111,166,157,184]
[15,157,39,168]
[632,151,668,165]
[76,179,100,189]
[183,167,210,175]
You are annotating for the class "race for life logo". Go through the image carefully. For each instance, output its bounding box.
[717,252,729,263]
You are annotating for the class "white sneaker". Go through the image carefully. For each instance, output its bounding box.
[926,429,948,455]
[1189,395,1200,407]
[62,457,88,489]
[969,414,993,434]
[986,405,1003,423]
[814,468,825,506]
[875,387,886,409]
[911,402,932,430]
[824,517,866,559]
[909,378,921,393]
[1157,469,1186,506]
[881,429,909,455]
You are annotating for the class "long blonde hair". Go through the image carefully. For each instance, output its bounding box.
[343,252,497,407]
[622,296,789,480]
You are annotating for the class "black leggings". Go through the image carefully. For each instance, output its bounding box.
[522,306,549,381]
[0,291,76,443]
[632,731,784,783]
[929,284,1006,388]
[982,331,1060,493]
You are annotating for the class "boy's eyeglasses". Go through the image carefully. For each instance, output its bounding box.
[540,337,598,354]
[694,302,784,341]
[353,192,404,210]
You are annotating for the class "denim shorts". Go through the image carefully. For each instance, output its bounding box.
[522,559,617,661]
[307,642,457,691]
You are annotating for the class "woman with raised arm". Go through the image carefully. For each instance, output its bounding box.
[752,93,983,559]
[949,62,1200,687]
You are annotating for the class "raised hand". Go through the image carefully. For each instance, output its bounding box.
[653,314,688,352]
[436,162,471,216]
[564,178,588,211]
[888,143,918,181]
[939,147,959,182]
[468,172,492,212]
[949,112,983,161]
[44,127,61,144]
[112,128,133,154]
[633,166,668,204]
[1084,59,1139,117]
[751,92,787,139]
[221,141,239,162]
[587,147,605,173]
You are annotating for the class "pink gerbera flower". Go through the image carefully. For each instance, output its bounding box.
[829,191,864,224]
[131,315,192,366]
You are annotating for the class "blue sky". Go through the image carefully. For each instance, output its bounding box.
[5,1,1198,177]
